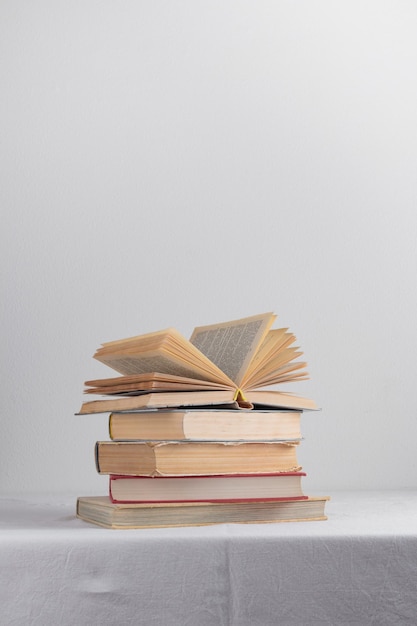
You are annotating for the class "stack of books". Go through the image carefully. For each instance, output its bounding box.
[76,312,329,529]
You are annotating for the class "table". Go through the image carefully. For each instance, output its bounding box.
[1,491,417,625]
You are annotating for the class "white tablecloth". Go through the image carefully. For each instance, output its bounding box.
[1,491,417,625]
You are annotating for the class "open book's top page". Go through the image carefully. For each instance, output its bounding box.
[189,312,276,387]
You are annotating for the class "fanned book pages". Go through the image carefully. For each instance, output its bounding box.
[79,312,317,413]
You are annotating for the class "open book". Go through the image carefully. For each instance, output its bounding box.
[80,312,317,413]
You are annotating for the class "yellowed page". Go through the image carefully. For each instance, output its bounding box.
[94,350,228,383]
[189,312,276,386]
[242,347,307,388]
[94,328,233,385]
[84,372,232,394]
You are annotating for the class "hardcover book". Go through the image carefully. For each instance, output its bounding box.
[108,408,303,441]
[95,440,301,476]
[76,495,330,529]
[108,472,307,503]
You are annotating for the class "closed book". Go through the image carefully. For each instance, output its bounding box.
[109,472,307,503]
[108,408,302,441]
[95,440,301,477]
[76,495,330,529]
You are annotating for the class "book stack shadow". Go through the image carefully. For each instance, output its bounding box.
[76,313,329,529]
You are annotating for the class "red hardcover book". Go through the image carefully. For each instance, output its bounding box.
[109,472,307,504]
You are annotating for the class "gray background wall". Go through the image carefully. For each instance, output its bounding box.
[2,1,417,496]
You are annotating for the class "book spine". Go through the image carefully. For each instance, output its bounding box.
[94,442,101,473]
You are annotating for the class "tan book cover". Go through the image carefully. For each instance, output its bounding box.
[95,440,301,476]
[108,408,303,441]
[76,495,330,529]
